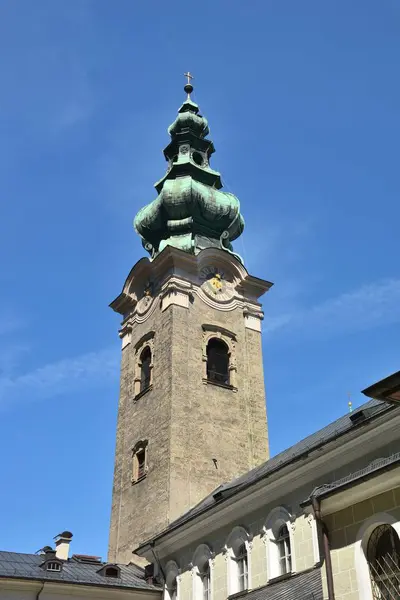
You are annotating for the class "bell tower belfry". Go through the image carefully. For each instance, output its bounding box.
[108,78,272,564]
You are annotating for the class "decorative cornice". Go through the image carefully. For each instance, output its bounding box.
[201,324,237,340]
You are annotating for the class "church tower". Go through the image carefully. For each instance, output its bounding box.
[108,77,271,564]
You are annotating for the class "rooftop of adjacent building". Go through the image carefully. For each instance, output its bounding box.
[0,533,160,592]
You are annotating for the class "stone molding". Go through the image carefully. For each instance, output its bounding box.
[110,247,271,323]
[119,322,133,349]
[159,277,192,312]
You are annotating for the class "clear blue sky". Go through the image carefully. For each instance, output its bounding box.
[0,0,399,560]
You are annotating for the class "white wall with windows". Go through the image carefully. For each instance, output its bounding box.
[161,502,321,600]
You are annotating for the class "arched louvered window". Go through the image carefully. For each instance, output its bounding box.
[367,524,400,599]
[206,339,229,385]
[140,346,152,392]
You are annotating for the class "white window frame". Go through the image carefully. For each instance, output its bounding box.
[354,512,400,600]
[191,544,214,600]
[263,507,296,581]
[164,560,180,600]
[224,526,252,595]
[276,524,292,575]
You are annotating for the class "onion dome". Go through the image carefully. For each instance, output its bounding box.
[134,75,245,262]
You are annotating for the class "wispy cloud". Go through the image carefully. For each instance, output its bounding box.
[0,347,119,410]
[265,278,400,338]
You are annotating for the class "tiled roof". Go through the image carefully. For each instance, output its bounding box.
[138,398,393,548]
[0,551,161,592]
[231,568,323,600]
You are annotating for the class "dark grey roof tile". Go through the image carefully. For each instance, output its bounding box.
[231,568,323,600]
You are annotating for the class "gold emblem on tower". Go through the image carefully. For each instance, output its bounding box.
[210,272,223,294]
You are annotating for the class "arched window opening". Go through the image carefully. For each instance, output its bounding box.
[132,440,148,484]
[140,346,152,392]
[192,151,204,166]
[277,525,292,575]
[200,562,211,600]
[166,583,177,600]
[207,339,229,385]
[136,448,146,479]
[165,561,179,600]
[192,544,212,600]
[235,543,248,591]
[225,527,251,594]
[264,507,295,581]
[367,524,400,599]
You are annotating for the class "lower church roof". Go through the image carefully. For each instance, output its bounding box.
[0,551,160,591]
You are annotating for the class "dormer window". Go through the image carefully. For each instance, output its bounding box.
[97,564,121,578]
[45,560,62,572]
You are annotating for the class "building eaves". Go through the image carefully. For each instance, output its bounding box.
[362,370,400,404]
[302,451,400,505]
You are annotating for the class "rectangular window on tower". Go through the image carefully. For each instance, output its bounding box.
[131,441,148,484]
[137,449,146,479]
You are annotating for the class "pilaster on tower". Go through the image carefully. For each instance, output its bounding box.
[108,77,272,564]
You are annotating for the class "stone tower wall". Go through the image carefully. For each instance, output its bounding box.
[108,249,270,564]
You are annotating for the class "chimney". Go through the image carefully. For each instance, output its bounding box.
[54,531,73,560]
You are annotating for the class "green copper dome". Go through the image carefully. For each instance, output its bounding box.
[134,80,245,262]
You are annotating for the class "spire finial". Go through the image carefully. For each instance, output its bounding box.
[184,71,194,99]
[348,392,353,413]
